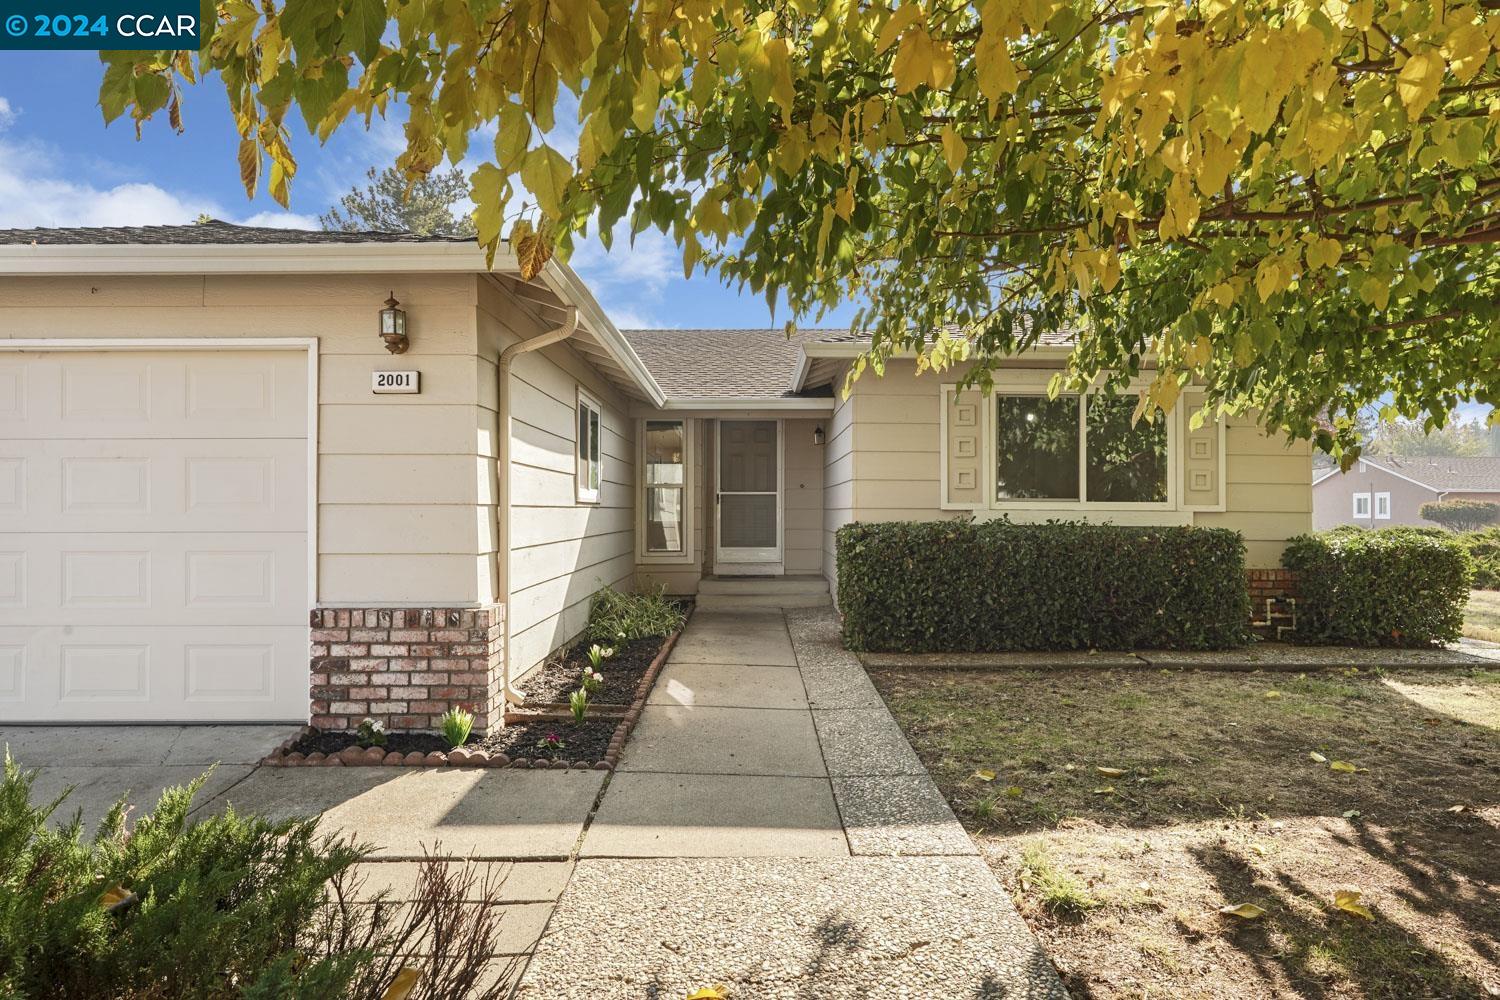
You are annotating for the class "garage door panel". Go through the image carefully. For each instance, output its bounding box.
[0,351,307,440]
[0,438,306,533]
[0,626,308,722]
[0,532,306,627]
[0,349,310,723]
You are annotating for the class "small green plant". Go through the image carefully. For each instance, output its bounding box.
[439,706,474,749]
[355,717,386,748]
[585,643,614,670]
[568,687,589,724]
[1020,841,1100,919]
[580,668,604,696]
[538,731,566,753]
[586,584,685,641]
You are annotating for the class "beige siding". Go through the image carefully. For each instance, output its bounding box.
[823,378,856,595]
[477,280,636,680]
[842,360,1311,569]
[0,273,492,605]
[783,419,825,574]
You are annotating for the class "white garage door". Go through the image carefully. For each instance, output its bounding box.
[0,348,310,722]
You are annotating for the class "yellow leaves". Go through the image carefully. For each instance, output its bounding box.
[520,144,572,218]
[1309,751,1328,764]
[1442,22,1492,83]
[1195,132,1240,197]
[765,38,796,121]
[684,987,728,1000]
[930,40,957,90]
[1302,112,1353,168]
[470,163,506,257]
[1397,47,1444,119]
[1328,759,1358,773]
[1346,0,1373,30]
[382,968,423,1000]
[941,125,967,172]
[1096,766,1126,778]
[1254,255,1294,301]
[977,0,1022,105]
[774,124,810,176]
[972,768,997,782]
[1207,282,1236,308]
[236,138,260,199]
[1304,235,1343,270]
[1219,902,1267,920]
[876,4,923,54]
[1158,173,1200,240]
[893,26,936,94]
[835,185,855,221]
[1333,889,1375,921]
[511,219,553,281]
[1004,785,1024,799]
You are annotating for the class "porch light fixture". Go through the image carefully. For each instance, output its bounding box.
[813,425,825,446]
[379,293,409,354]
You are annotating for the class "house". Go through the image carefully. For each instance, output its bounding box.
[0,223,1312,729]
[1313,456,1500,530]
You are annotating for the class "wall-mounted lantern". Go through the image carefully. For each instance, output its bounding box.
[379,293,409,354]
[813,424,825,446]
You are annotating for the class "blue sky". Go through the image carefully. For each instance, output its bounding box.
[0,52,856,330]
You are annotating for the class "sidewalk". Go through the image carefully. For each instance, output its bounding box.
[515,607,1067,999]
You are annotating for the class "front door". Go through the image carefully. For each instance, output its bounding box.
[715,420,781,567]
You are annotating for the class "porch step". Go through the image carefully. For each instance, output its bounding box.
[696,575,832,610]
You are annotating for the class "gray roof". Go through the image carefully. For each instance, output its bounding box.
[1374,456,1500,492]
[621,328,848,399]
[0,220,466,245]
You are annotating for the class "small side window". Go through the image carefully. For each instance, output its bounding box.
[576,390,602,504]
[1374,492,1391,519]
[1352,492,1371,518]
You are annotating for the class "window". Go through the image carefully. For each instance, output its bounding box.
[1375,492,1391,519]
[995,392,1168,504]
[643,420,686,554]
[576,390,602,503]
[1353,492,1371,518]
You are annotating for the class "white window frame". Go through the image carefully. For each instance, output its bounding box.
[1374,492,1391,520]
[987,372,1178,512]
[637,417,695,564]
[1353,492,1372,518]
[575,387,603,504]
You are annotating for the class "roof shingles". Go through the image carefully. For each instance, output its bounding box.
[0,220,466,246]
[620,328,846,399]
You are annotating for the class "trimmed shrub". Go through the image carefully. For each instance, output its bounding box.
[585,584,685,641]
[836,520,1250,652]
[1419,498,1500,532]
[1282,528,1473,646]
[1457,527,1500,590]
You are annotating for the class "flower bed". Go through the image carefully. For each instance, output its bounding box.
[261,606,689,770]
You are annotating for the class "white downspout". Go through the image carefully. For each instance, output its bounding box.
[497,305,579,710]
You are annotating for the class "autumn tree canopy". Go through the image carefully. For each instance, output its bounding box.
[101,0,1500,454]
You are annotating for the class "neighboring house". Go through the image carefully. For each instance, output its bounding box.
[0,223,1311,729]
[1313,456,1500,530]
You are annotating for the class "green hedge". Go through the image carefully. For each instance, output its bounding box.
[836,520,1250,652]
[1282,527,1473,646]
[1457,527,1500,590]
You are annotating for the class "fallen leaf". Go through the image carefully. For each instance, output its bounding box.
[1004,785,1024,799]
[972,769,996,782]
[1219,902,1267,920]
[1309,751,1328,764]
[1342,809,1361,819]
[684,989,729,1000]
[1264,690,1282,699]
[100,885,138,913]
[383,968,423,1000]
[1329,760,1357,773]
[1093,786,1116,795]
[1096,766,1127,777]
[1063,763,1077,772]
[1250,844,1269,857]
[1333,889,1374,921]
[1447,804,1468,813]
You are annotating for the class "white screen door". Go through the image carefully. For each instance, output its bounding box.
[716,420,781,565]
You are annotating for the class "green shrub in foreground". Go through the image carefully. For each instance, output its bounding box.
[1283,527,1473,646]
[585,584,685,641]
[1456,527,1500,590]
[836,519,1250,652]
[0,757,511,999]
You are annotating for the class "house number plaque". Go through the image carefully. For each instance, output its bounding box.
[372,371,420,394]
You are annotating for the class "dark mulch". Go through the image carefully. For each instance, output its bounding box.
[517,635,668,705]
[477,718,619,762]
[289,717,621,763]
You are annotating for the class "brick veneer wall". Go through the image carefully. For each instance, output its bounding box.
[309,605,505,733]
[1247,568,1299,606]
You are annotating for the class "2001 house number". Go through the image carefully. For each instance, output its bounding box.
[372,371,420,394]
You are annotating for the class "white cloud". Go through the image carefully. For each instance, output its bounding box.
[240,210,321,230]
[0,97,16,131]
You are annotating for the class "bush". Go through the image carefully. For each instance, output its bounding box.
[836,520,1250,652]
[1282,527,1473,646]
[1420,498,1500,532]
[0,758,513,999]
[585,584,685,642]
[1456,527,1500,590]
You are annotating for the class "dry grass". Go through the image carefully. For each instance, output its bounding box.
[1465,590,1500,643]
[873,664,1500,1000]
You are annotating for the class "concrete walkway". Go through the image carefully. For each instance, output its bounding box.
[516,607,1067,999]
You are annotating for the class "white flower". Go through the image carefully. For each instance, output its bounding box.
[592,672,604,683]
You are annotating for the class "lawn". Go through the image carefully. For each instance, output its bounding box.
[871,665,1500,1000]
[1466,589,1500,643]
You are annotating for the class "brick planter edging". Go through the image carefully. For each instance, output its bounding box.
[262,611,689,772]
